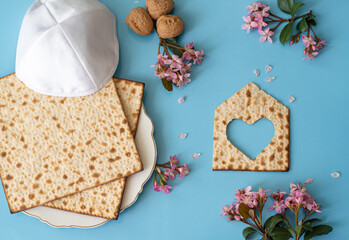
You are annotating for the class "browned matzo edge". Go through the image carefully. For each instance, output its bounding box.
[43,78,145,219]
[0,73,142,213]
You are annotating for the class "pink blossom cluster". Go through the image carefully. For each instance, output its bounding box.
[153,155,190,194]
[151,42,204,88]
[220,186,269,221]
[242,2,274,43]
[269,181,322,213]
[300,35,327,60]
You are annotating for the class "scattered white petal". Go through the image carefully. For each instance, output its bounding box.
[134,0,139,3]
[178,97,186,104]
[266,77,275,83]
[266,65,272,73]
[178,133,188,139]
[192,153,201,159]
[305,178,314,184]
[331,172,341,178]
[254,69,260,77]
[289,96,296,103]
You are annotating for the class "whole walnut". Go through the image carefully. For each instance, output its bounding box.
[156,15,184,39]
[126,7,154,36]
[145,0,174,20]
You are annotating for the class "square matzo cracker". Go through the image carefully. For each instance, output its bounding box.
[0,74,142,213]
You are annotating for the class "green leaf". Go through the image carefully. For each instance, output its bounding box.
[278,0,295,14]
[270,227,293,240]
[264,214,284,232]
[162,78,173,91]
[243,227,259,240]
[304,218,322,226]
[290,2,304,17]
[304,225,333,240]
[238,203,251,219]
[279,22,293,45]
[295,222,313,238]
[302,222,313,232]
[164,38,184,57]
[296,17,308,32]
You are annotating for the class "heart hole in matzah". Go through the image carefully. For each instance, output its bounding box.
[226,118,275,160]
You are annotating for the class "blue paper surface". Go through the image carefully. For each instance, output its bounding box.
[0,0,347,239]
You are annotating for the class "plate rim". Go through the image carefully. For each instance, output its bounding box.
[23,104,157,228]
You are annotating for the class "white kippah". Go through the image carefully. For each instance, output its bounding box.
[16,0,119,97]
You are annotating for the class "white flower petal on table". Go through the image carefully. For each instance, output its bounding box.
[192,153,201,159]
[331,172,341,178]
[178,133,188,139]
[254,69,260,77]
[289,96,296,103]
[266,65,272,73]
[178,97,186,104]
[305,178,314,184]
[266,77,275,82]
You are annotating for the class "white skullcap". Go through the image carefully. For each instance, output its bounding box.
[16,0,119,97]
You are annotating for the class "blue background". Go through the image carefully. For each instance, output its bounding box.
[0,0,348,239]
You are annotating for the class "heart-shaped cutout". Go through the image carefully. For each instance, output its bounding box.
[226,118,275,160]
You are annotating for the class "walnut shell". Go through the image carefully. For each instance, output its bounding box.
[156,15,184,39]
[126,7,154,36]
[145,0,174,20]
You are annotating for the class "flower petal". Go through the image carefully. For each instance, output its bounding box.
[265,65,272,73]
[254,69,260,77]
[192,153,201,159]
[178,97,186,104]
[178,133,188,139]
[305,178,314,184]
[266,77,275,82]
[289,96,296,103]
[331,171,341,178]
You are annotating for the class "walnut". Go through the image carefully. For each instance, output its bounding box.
[156,15,184,39]
[145,0,174,20]
[126,7,153,36]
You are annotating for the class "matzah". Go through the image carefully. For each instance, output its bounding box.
[212,82,289,171]
[0,74,142,213]
[45,78,145,219]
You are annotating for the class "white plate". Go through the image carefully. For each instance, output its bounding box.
[23,104,156,228]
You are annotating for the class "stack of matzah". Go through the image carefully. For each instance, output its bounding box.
[0,73,146,220]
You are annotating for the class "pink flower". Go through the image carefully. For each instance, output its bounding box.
[178,164,190,179]
[303,51,319,60]
[316,40,327,50]
[258,27,274,43]
[242,16,257,33]
[234,186,252,202]
[302,35,316,48]
[153,181,159,190]
[154,183,172,194]
[169,155,179,169]
[164,168,177,180]
[269,200,287,213]
[220,203,233,217]
[252,17,267,30]
[272,190,286,201]
[183,43,204,65]
[257,187,270,198]
[176,72,191,88]
[247,1,262,14]
[241,194,258,208]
